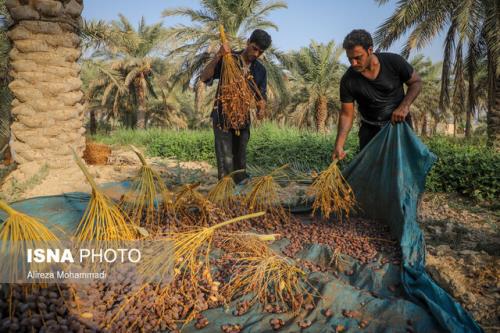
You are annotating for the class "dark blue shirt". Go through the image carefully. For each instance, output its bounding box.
[203,50,267,130]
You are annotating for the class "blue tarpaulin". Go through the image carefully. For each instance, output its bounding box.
[0,123,482,332]
[343,122,483,333]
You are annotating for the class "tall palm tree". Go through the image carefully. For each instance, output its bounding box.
[5,0,85,170]
[473,59,490,116]
[162,0,288,114]
[280,41,344,132]
[409,55,442,136]
[0,0,9,81]
[146,88,189,129]
[83,15,166,129]
[374,0,499,146]
[0,0,11,157]
[83,60,129,132]
[82,36,195,131]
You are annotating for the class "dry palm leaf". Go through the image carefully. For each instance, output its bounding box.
[120,145,174,228]
[222,234,312,313]
[73,149,136,247]
[308,160,355,222]
[244,164,289,219]
[165,212,265,291]
[207,169,245,209]
[0,200,62,286]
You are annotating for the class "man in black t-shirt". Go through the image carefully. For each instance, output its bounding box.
[333,29,422,160]
[200,29,270,183]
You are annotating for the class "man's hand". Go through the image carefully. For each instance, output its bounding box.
[200,43,230,83]
[391,104,410,124]
[332,145,346,161]
[217,42,231,58]
[256,100,266,120]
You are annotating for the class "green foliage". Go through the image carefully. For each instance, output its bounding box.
[81,16,169,129]
[148,130,215,162]
[279,41,345,130]
[93,123,357,168]
[92,128,166,147]
[375,0,498,144]
[409,55,442,134]
[425,137,499,201]
[163,0,288,103]
[245,123,358,170]
[92,124,498,201]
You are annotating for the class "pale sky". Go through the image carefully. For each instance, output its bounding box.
[82,0,445,64]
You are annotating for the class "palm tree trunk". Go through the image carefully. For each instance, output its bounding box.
[89,108,97,135]
[0,88,11,162]
[432,116,439,135]
[465,59,475,138]
[316,95,327,133]
[413,117,420,135]
[487,46,499,150]
[137,103,146,129]
[453,115,457,137]
[421,113,428,137]
[123,112,133,129]
[195,80,205,114]
[136,76,146,129]
[6,0,85,173]
[144,109,150,128]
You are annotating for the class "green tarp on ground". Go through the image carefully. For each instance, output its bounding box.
[0,123,482,332]
[342,122,482,333]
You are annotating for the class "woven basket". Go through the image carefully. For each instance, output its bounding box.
[83,141,111,165]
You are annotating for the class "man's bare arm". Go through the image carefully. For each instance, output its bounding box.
[333,102,355,160]
[199,43,230,83]
[391,71,422,123]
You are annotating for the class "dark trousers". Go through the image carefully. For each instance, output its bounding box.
[358,116,413,150]
[213,122,250,184]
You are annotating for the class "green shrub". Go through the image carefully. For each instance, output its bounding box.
[424,137,499,201]
[93,124,498,201]
[148,130,215,163]
[143,123,359,169]
[246,123,358,170]
[92,128,165,147]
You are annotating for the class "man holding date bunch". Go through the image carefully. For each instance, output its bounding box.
[200,29,271,184]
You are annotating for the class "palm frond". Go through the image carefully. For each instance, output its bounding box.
[374,0,435,50]
[439,19,457,112]
[401,6,450,58]
[163,7,216,23]
[163,0,286,114]
[280,40,343,131]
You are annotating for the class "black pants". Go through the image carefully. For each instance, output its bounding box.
[213,122,250,184]
[358,116,413,150]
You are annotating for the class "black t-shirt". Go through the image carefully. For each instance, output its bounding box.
[340,52,414,122]
[203,51,267,129]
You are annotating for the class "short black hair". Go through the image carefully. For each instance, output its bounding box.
[249,29,272,50]
[342,29,373,51]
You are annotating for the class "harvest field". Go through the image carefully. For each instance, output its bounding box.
[0,1,498,333]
